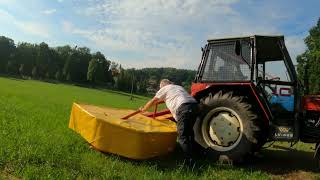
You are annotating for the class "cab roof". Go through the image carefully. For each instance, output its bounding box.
[207,35,284,43]
[207,35,287,62]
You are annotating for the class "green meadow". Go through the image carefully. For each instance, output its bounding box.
[0,77,318,179]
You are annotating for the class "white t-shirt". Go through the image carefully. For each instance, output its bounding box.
[155,84,197,120]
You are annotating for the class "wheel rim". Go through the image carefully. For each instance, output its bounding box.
[201,107,243,152]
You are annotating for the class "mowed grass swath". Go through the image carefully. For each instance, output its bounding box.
[0,77,315,179]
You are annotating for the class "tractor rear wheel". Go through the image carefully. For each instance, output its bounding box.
[194,91,260,162]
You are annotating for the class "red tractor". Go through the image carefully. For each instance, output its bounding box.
[190,35,320,163]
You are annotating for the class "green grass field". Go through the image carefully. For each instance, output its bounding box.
[0,77,318,179]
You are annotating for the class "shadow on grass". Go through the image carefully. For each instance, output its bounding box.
[99,143,318,176]
[6,76,25,82]
[147,147,319,175]
[99,144,226,176]
[241,147,318,175]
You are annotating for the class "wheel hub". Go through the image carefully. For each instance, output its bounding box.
[201,107,243,152]
[208,112,240,147]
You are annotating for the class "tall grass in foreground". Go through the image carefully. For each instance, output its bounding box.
[0,77,316,179]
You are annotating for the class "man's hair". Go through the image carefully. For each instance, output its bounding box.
[160,79,173,88]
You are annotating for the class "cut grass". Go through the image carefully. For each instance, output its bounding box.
[0,77,318,179]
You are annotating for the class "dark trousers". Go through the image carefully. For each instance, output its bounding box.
[176,103,198,159]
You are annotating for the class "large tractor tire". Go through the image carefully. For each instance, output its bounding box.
[194,91,261,162]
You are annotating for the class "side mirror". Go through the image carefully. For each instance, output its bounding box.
[235,40,241,56]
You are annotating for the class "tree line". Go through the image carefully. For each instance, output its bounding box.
[0,36,196,94]
[1,18,320,95]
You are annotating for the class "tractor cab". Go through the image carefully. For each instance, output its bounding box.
[193,35,300,144]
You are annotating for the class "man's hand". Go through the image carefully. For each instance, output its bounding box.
[140,97,159,113]
[139,106,147,112]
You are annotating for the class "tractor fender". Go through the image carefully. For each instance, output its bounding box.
[303,95,320,112]
[191,82,271,124]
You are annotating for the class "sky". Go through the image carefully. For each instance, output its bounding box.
[0,0,319,71]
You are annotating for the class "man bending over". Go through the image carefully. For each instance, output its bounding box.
[140,79,199,164]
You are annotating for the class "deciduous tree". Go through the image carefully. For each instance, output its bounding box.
[297,18,320,93]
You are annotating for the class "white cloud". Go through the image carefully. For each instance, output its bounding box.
[16,22,50,38]
[68,0,242,69]
[0,9,50,38]
[62,21,73,33]
[0,0,16,5]
[67,0,307,69]
[285,35,306,64]
[41,9,57,15]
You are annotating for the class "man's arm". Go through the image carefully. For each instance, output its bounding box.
[140,97,159,112]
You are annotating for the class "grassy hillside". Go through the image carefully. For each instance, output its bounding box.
[0,77,318,179]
